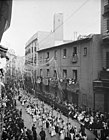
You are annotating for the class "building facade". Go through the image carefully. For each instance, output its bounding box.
[25,13,64,87]
[36,34,102,109]
[6,50,16,83]
[93,0,109,112]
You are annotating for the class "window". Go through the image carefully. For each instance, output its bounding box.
[73,47,77,55]
[107,19,109,31]
[63,69,67,78]
[54,50,57,59]
[47,52,49,59]
[34,46,36,52]
[28,48,30,54]
[47,69,49,77]
[72,70,77,81]
[40,69,42,76]
[54,70,57,78]
[84,47,87,56]
[31,57,33,65]
[32,47,33,53]
[34,54,37,64]
[63,49,67,58]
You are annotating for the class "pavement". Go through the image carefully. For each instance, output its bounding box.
[16,90,96,140]
[16,98,60,140]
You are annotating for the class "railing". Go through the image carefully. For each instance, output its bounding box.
[60,79,79,92]
[93,81,103,88]
[93,70,109,88]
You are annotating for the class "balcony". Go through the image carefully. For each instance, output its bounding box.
[67,81,79,93]
[93,70,109,89]
[93,81,103,89]
[100,70,109,80]
[103,3,109,17]
[60,78,79,93]
[72,54,78,63]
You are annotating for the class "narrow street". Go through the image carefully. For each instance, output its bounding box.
[16,90,96,140]
[16,97,60,140]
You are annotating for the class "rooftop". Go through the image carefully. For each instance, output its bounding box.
[37,34,93,52]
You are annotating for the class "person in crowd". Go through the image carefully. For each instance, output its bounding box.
[32,128,37,140]
[16,86,109,140]
[32,124,36,132]
[20,108,22,117]
[39,127,46,140]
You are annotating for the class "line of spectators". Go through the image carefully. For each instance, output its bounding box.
[1,88,45,140]
[35,91,109,140]
[63,102,109,140]
[19,92,89,140]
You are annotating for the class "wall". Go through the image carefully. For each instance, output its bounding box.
[79,35,102,108]
[101,0,109,35]
[37,35,102,109]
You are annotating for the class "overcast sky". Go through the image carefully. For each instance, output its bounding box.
[1,0,101,56]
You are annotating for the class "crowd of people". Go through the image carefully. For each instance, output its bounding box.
[19,89,109,140]
[19,92,89,140]
[1,84,109,140]
[35,91,109,140]
[62,102,109,140]
[1,88,47,140]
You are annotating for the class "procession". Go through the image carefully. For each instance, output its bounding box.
[0,84,109,140]
[1,0,109,140]
[1,87,88,140]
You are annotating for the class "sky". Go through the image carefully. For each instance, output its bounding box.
[1,0,101,56]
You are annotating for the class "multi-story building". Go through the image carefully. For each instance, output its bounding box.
[93,0,109,112]
[6,49,16,83]
[25,13,64,77]
[37,34,102,109]
[15,56,25,79]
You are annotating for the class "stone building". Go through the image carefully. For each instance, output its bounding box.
[93,0,109,112]
[37,34,102,109]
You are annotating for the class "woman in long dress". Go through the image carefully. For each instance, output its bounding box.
[51,125,56,137]
[60,129,65,140]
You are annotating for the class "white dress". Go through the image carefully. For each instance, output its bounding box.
[60,130,65,140]
[51,126,56,137]
[33,115,36,123]
[70,133,74,140]
[39,118,42,126]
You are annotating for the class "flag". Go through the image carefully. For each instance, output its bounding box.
[0,0,13,42]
